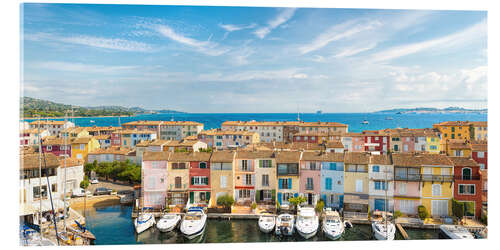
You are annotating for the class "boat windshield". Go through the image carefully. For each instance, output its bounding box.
[164,215,177,219]
[280,216,291,221]
[261,217,274,222]
[185,214,202,220]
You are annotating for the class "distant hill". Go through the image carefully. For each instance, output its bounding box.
[375,107,487,114]
[21,97,185,118]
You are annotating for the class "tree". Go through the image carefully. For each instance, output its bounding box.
[418,205,429,220]
[315,200,325,213]
[288,196,307,209]
[80,176,90,189]
[216,194,235,209]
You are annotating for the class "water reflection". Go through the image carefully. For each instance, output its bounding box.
[77,205,440,245]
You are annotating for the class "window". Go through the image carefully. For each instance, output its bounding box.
[263,190,272,200]
[51,184,57,192]
[241,160,249,171]
[325,178,332,190]
[374,181,386,190]
[306,178,314,190]
[355,180,363,192]
[348,165,356,172]
[399,183,407,195]
[430,145,437,150]
[280,178,290,189]
[191,176,209,185]
[152,161,161,169]
[220,176,227,188]
[329,162,336,170]
[432,184,442,196]
[372,165,380,172]
[479,164,485,170]
[245,174,252,185]
[309,162,318,170]
[199,192,206,201]
[477,152,485,158]
[199,162,207,169]
[459,184,475,195]
[262,174,269,186]
[46,145,52,151]
[239,189,250,198]
[175,177,182,188]
[80,144,85,150]
[261,160,272,168]
[400,200,415,214]
[282,193,292,203]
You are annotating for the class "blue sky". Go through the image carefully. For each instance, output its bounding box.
[21,4,487,113]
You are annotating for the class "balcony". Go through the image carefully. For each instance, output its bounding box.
[421,174,454,182]
[454,175,481,181]
[394,174,421,181]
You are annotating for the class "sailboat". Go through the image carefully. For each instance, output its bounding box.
[371,169,395,240]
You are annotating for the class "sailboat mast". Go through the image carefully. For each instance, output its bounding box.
[63,112,68,232]
[38,116,43,242]
[385,165,388,239]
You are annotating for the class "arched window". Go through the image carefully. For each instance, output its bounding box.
[199,162,207,169]
[462,168,472,180]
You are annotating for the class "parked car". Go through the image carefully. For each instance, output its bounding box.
[90,178,99,184]
[71,188,92,197]
[94,187,112,196]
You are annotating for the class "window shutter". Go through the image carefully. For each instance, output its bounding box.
[256,190,261,201]
[206,192,210,202]
[288,178,292,189]
[191,177,194,185]
[189,192,194,203]
[259,160,263,168]
[277,192,282,203]
[471,185,475,194]
[279,179,283,189]
[322,194,327,203]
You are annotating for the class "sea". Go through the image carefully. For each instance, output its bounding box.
[23,112,487,132]
[77,204,441,245]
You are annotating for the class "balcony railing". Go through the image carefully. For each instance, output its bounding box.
[394,174,421,181]
[421,174,453,182]
[454,175,481,181]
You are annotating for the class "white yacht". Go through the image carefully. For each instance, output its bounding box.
[440,225,475,239]
[180,207,207,239]
[134,213,156,234]
[322,210,344,240]
[371,211,396,240]
[295,207,319,239]
[258,214,276,233]
[275,213,295,236]
[156,213,182,233]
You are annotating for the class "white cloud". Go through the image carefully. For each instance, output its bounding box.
[370,19,487,62]
[219,23,256,32]
[254,8,296,39]
[199,68,306,82]
[291,73,308,79]
[334,43,377,58]
[30,61,139,73]
[299,19,382,55]
[152,24,229,56]
[24,32,153,52]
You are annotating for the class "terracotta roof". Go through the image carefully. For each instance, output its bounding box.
[258,142,325,151]
[275,151,301,163]
[471,143,487,151]
[369,154,392,165]
[301,151,329,161]
[392,153,453,167]
[434,121,471,126]
[199,129,257,136]
[58,156,84,167]
[236,150,275,159]
[94,135,111,140]
[448,157,479,167]
[43,137,65,145]
[67,127,88,134]
[221,120,347,127]
[87,146,132,155]
[293,131,343,137]
[21,153,59,170]
[325,140,344,148]
[71,137,93,144]
[148,139,172,146]
[116,129,157,134]
[171,152,211,162]
[143,151,171,161]
[183,135,199,141]
[85,126,121,132]
[344,152,371,164]
[21,128,47,134]
[29,120,67,125]
[122,120,203,126]
[470,121,487,127]
[210,151,235,162]
[342,132,364,137]
[447,140,472,150]
[135,140,152,147]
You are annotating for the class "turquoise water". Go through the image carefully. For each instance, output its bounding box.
[23,113,486,132]
[77,205,440,245]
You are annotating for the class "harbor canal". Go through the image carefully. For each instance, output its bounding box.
[77,204,440,245]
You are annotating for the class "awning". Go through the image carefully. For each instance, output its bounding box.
[20,199,66,216]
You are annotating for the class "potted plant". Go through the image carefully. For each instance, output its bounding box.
[251,202,257,213]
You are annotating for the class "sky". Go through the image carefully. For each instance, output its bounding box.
[21,4,487,113]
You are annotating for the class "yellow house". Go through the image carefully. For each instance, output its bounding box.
[433,121,471,148]
[275,151,302,207]
[209,151,235,208]
[469,121,487,141]
[71,137,100,162]
[343,152,371,218]
[62,127,89,139]
[425,130,441,154]
[420,154,454,217]
[445,139,472,157]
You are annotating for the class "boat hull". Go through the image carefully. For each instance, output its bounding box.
[182,224,206,240]
[134,215,155,234]
[275,226,294,236]
[372,222,395,240]
[297,228,317,239]
[322,225,343,240]
[259,224,275,234]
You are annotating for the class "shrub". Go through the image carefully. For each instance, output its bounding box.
[216,194,235,209]
[418,205,429,220]
[315,200,325,213]
[288,196,307,208]
[80,176,90,189]
[251,202,257,210]
[452,199,465,219]
[394,210,402,219]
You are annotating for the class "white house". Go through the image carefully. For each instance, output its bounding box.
[368,154,394,212]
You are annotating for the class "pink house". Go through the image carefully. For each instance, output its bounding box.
[142,151,170,209]
[299,152,323,206]
[392,153,422,215]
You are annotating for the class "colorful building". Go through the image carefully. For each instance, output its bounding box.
[234,151,257,204]
[166,152,191,210]
[252,151,277,205]
[118,129,157,148]
[275,151,301,207]
[363,131,390,154]
[20,129,49,146]
[470,121,487,141]
[392,153,422,216]
[71,137,100,162]
[449,157,483,218]
[343,152,370,218]
[471,141,487,170]
[424,129,441,154]
[209,151,235,207]
[198,129,260,150]
[433,121,472,148]
[341,132,365,152]
[29,120,75,137]
[141,152,169,209]
[87,146,135,164]
[188,152,212,206]
[299,152,323,206]
[320,152,345,209]
[368,154,394,212]
[41,137,71,157]
[61,127,89,139]
[445,139,472,157]
[420,154,454,217]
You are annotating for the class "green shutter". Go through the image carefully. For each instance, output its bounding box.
[189,192,194,203]
[191,177,194,185]
[271,189,276,201]
[206,192,211,202]
[259,160,263,168]
[256,190,261,201]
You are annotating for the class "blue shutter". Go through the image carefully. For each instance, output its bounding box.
[277,192,282,203]
[339,195,344,208]
[288,178,292,189]
[330,163,335,170]
[279,179,283,189]
[322,194,327,203]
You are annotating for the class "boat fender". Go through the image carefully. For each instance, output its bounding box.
[344,221,352,228]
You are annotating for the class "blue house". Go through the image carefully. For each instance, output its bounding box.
[320,153,345,210]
